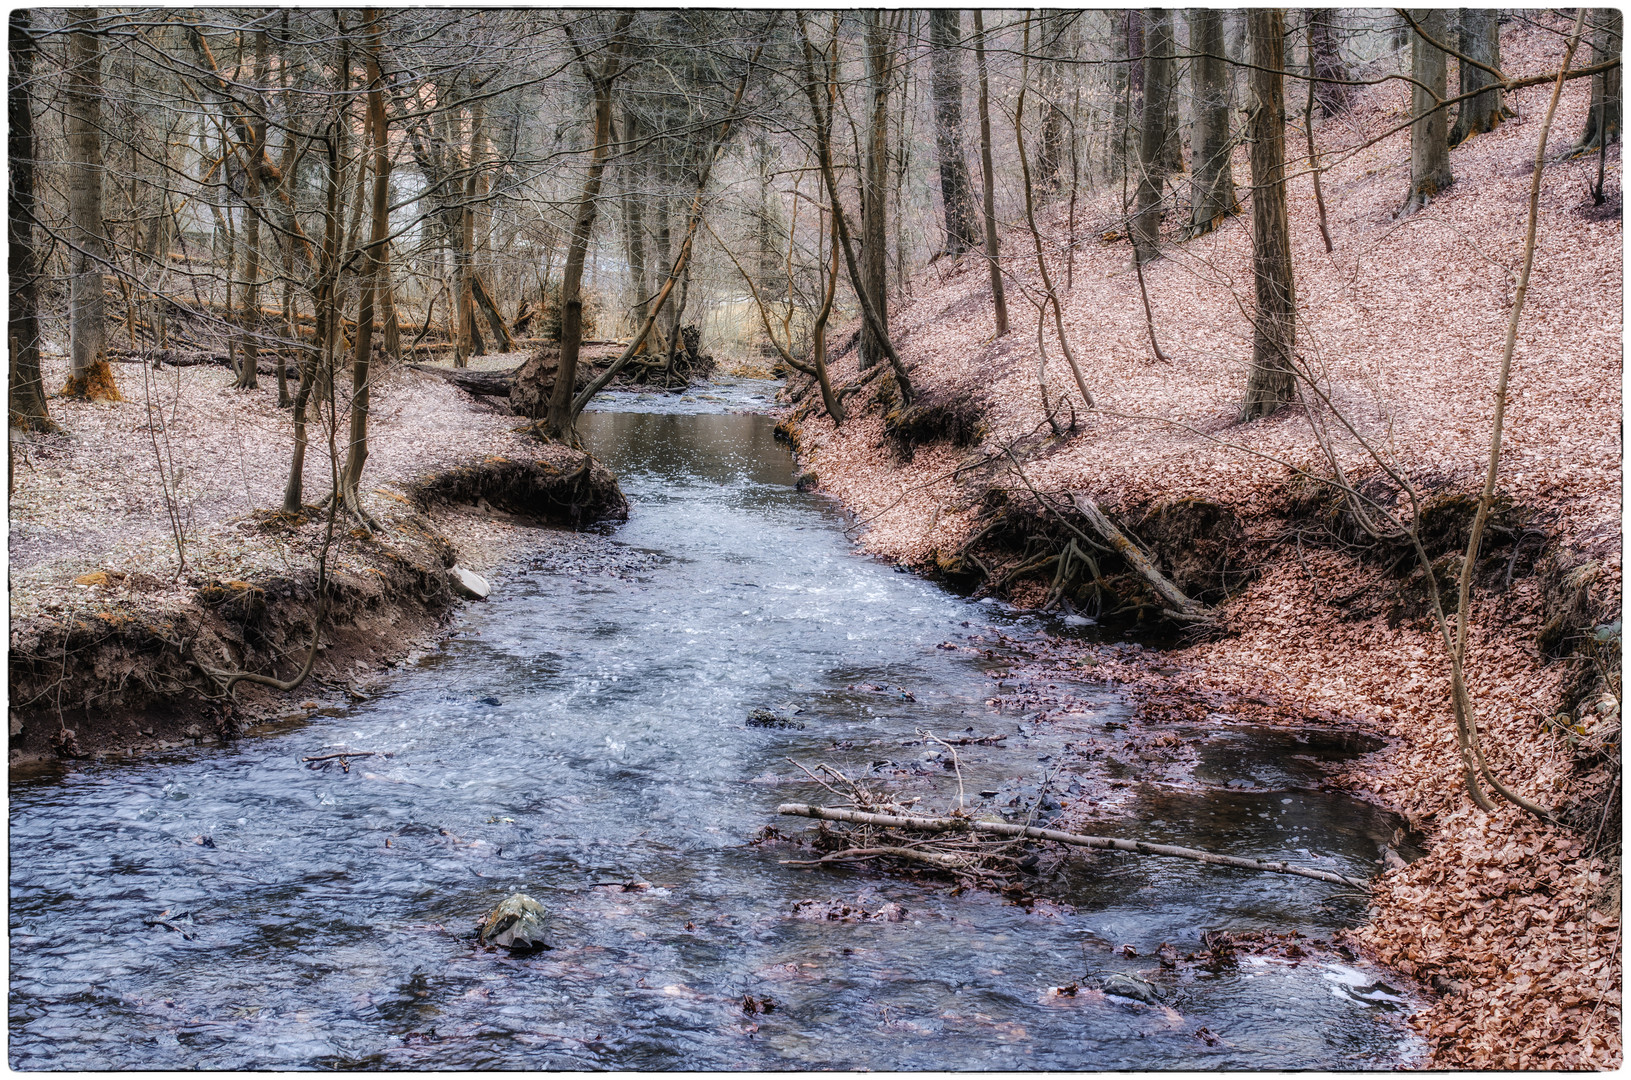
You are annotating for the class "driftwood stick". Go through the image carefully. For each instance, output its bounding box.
[776,803,1369,889]
[301,751,376,763]
[1070,492,1210,620]
[780,845,969,869]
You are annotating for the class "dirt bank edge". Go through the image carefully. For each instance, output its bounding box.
[8,446,627,765]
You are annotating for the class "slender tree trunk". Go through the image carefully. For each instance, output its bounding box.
[275,11,295,407]
[9,11,53,431]
[1188,8,1238,237]
[1124,10,1145,167]
[1400,8,1453,216]
[233,28,269,391]
[339,10,390,516]
[1309,9,1353,117]
[652,170,674,358]
[929,10,979,256]
[1449,10,1507,145]
[858,11,892,371]
[1241,9,1297,420]
[621,116,650,348]
[458,82,486,361]
[799,20,915,401]
[1034,10,1069,191]
[542,13,632,443]
[65,9,118,401]
[1577,8,1622,151]
[972,11,1008,337]
[284,115,343,515]
[1131,8,1174,265]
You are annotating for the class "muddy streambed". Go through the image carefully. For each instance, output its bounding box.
[10,381,1423,1069]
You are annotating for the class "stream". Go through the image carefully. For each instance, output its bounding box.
[9,380,1424,1069]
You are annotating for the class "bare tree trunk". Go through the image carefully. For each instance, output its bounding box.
[1400,8,1453,216]
[1309,9,1353,117]
[858,11,892,371]
[1241,9,1296,420]
[338,9,390,519]
[65,10,118,401]
[541,14,633,444]
[284,112,344,515]
[928,11,978,256]
[457,79,486,362]
[799,19,915,401]
[621,115,650,347]
[972,12,1008,337]
[1034,10,1069,191]
[1577,8,1621,151]
[1131,8,1174,265]
[9,11,53,432]
[233,28,270,391]
[1449,10,1507,145]
[275,11,295,407]
[1188,8,1238,237]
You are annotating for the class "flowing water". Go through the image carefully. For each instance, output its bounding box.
[10,382,1423,1069]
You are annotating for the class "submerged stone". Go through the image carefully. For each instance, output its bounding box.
[478,893,551,951]
[1103,973,1164,1005]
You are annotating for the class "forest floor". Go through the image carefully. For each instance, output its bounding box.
[786,19,1620,1070]
[7,347,612,760]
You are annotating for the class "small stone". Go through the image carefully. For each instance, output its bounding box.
[478,893,551,951]
[1103,973,1163,1005]
[449,566,490,601]
[746,708,803,730]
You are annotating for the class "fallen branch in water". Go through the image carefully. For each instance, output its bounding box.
[302,750,377,773]
[777,803,1369,890]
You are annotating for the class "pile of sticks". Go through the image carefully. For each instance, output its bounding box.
[775,754,1370,892]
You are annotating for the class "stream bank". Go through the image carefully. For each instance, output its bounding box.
[8,347,629,765]
[11,387,1427,1069]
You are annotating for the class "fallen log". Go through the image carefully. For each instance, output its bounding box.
[776,803,1370,889]
[408,362,518,397]
[1070,491,1213,622]
[112,349,298,378]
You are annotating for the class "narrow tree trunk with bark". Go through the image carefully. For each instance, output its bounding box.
[274,10,296,407]
[1131,8,1174,265]
[928,10,979,257]
[541,14,632,443]
[1309,9,1353,117]
[1449,9,1507,146]
[1187,8,1238,237]
[457,81,486,362]
[8,11,53,431]
[1400,9,1453,216]
[234,28,270,391]
[283,114,343,515]
[1034,10,1069,191]
[652,172,675,359]
[1241,9,1297,420]
[338,10,390,518]
[858,12,892,371]
[1577,8,1621,151]
[620,114,650,347]
[972,12,1007,337]
[65,10,118,401]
